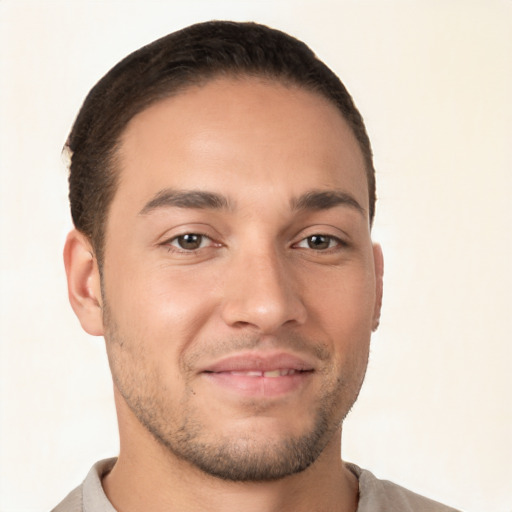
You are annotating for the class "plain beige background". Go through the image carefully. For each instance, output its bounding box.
[1,1,511,511]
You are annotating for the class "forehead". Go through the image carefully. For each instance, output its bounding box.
[114,76,368,215]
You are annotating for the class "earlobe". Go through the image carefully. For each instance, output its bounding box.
[63,229,104,336]
[372,243,384,331]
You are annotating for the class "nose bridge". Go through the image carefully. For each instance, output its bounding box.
[220,241,306,333]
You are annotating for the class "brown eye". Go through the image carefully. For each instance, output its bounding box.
[172,234,206,250]
[306,235,333,250]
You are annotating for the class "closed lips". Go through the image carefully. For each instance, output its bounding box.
[212,369,308,377]
[200,352,316,375]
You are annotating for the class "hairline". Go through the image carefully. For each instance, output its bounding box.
[86,71,374,267]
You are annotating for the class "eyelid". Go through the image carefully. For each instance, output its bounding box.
[291,223,350,244]
[293,234,346,250]
[161,231,222,255]
[155,220,221,244]
[169,233,211,248]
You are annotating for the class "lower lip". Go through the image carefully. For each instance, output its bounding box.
[202,371,313,398]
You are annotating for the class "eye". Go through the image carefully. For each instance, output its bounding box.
[295,234,342,250]
[168,233,212,251]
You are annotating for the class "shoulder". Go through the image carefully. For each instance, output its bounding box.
[347,463,462,512]
[51,458,117,512]
[51,486,82,512]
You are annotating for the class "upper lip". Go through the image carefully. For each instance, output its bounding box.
[200,351,316,374]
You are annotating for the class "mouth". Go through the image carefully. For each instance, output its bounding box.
[214,368,307,377]
[200,352,315,398]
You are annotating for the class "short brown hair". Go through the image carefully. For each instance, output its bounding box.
[66,20,376,264]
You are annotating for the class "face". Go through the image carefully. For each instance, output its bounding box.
[95,77,382,481]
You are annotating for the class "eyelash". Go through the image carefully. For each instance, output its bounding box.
[293,234,346,251]
[165,233,216,253]
[163,233,346,254]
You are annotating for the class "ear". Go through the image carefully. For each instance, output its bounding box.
[372,243,384,331]
[63,229,104,336]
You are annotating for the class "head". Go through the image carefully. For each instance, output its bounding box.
[64,21,383,483]
[66,20,376,266]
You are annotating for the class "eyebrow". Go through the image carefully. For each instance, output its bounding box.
[138,187,365,217]
[139,189,231,215]
[291,190,365,216]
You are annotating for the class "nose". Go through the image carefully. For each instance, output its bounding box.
[220,247,307,334]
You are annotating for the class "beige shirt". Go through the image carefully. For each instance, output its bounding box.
[52,458,461,512]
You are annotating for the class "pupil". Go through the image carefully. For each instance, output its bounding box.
[308,235,329,250]
[179,234,202,250]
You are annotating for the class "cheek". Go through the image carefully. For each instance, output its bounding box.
[306,264,376,330]
[303,264,375,373]
[103,260,221,352]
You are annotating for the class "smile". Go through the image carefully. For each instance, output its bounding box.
[223,369,303,377]
[200,352,316,398]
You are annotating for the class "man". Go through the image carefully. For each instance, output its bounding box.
[53,20,459,512]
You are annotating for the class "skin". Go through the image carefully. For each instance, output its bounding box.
[64,76,383,512]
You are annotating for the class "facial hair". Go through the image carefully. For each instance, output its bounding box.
[102,298,368,482]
